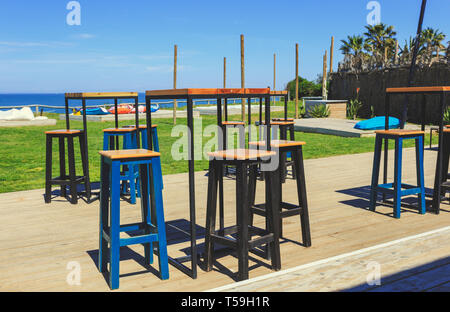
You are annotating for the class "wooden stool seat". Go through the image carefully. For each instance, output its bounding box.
[208,149,275,161]
[103,127,137,133]
[99,149,160,160]
[375,129,425,136]
[45,129,82,135]
[249,140,306,148]
[222,121,245,126]
[444,128,450,133]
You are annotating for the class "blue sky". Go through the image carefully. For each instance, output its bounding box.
[0,0,448,93]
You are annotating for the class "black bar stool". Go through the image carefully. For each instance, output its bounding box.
[45,129,90,204]
[434,127,450,203]
[248,140,312,246]
[257,121,296,182]
[204,149,281,281]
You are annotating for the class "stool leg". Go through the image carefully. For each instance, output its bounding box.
[370,135,383,212]
[293,147,312,247]
[59,137,67,198]
[152,127,164,189]
[248,164,258,230]
[393,138,403,219]
[126,133,137,205]
[99,157,110,273]
[267,165,281,271]
[205,161,219,272]
[103,133,109,151]
[416,136,426,215]
[150,158,169,280]
[109,161,121,290]
[239,125,245,149]
[290,125,297,179]
[45,135,53,203]
[236,163,249,281]
[79,133,91,200]
[67,136,78,205]
[139,163,153,265]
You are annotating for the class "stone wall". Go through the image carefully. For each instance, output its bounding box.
[328,64,450,124]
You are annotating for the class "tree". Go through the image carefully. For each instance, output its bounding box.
[340,35,364,56]
[364,23,397,66]
[421,27,446,58]
[286,76,322,100]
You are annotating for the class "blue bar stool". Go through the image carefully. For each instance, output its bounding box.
[103,128,139,204]
[124,124,164,189]
[369,129,426,219]
[98,149,169,290]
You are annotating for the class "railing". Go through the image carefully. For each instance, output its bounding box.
[0,97,279,114]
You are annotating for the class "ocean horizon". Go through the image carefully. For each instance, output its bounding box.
[0,93,273,113]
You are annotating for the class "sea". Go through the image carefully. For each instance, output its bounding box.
[0,93,267,114]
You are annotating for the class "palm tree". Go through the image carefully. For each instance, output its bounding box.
[421,27,446,59]
[340,35,364,56]
[364,23,397,65]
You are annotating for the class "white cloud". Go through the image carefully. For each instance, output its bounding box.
[73,33,96,39]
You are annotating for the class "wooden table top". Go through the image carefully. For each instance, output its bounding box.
[65,92,138,99]
[386,86,450,94]
[145,88,275,97]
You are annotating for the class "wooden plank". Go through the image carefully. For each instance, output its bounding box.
[1,148,449,292]
[65,92,138,99]
[386,86,450,93]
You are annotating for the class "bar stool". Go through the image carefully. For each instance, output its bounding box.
[248,140,312,246]
[204,149,281,281]
[369,129,426,219]
[45,129,90,204]
[258,121,296,182]
[434,128,450,204]
[221,121,245,176]
[103,127,139,204]
[124,124,164,189]
[98,149,169,290]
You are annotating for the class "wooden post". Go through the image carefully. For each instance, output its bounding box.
[395,40,399,64]
[322,50,328,99]
[173,44,178,125]
[273,53,276,90]
[329,36,334,74]
[223,57,227,88]
[240,34,245,122]
[295,43,299,119]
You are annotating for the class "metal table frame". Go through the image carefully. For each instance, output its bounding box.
[384,86,449,214]
[145,88,273,279]
[65,92,141,202]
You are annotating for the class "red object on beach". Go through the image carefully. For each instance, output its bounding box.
[108,104,133,114]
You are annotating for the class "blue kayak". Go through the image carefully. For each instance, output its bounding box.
[354,116,401,130]
[84,107,110,115]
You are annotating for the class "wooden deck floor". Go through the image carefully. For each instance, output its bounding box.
[0,147,449,292]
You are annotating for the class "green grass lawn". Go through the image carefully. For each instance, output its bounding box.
[0,107,439,194]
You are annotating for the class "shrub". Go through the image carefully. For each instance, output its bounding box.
[347,98,363,120]
[309,104,330,118]
[444,107,450,124]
